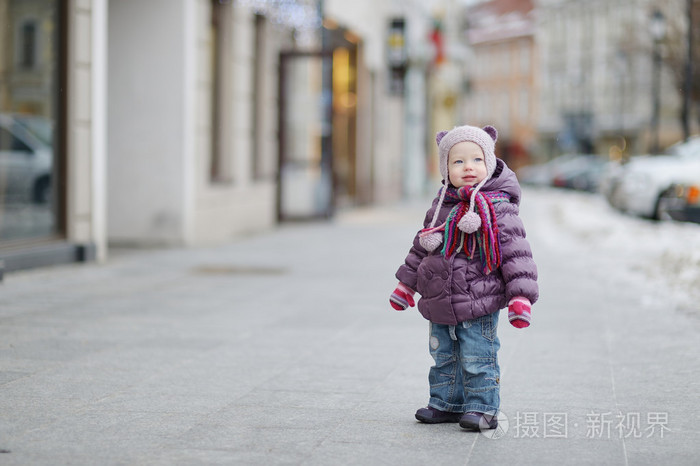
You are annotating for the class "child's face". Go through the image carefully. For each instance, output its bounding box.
[448,141,488,188]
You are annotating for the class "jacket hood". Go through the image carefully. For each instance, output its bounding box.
[482,159,522,205]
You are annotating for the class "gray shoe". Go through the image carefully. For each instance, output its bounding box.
[459,412,498,431]
[415,407,463,424]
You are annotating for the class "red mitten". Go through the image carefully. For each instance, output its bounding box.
[508,297,531,328]
[390,283,416,311]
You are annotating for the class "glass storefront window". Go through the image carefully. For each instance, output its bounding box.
[0,0,60,243]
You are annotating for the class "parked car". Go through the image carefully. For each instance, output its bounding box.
[0,114,54,204]
[518,154,585,186]
[551,155,611,192]
[605,136,700,219]
[655,183,700,223]
[519,154,573,187]
[519,154,606,191]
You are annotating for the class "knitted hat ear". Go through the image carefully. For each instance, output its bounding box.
[482,125,498,143]
[435,130,449,146]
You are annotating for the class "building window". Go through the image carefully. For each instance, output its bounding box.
[210,0,223,182]
[1,2,61,244]
[498,91,509,132]
[19,20,38,69]
[252,13,266,180]
[482,47,492,78]
[519,39,530,75]
[478,92,486,121]
[209,0,232,183]
[519,88,530,121]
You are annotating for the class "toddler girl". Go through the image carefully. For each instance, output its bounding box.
[390,124,538,431]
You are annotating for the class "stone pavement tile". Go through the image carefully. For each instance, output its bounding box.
[470,436,627,465]
[612,365,694,406]
[0,338,228,409]
[613,399,697,446]
[2,411,203,466]
[0,336,114,362]
[362,366,429,405]
[90,391,236,416]
[159,406,342,463]
[194,404,341,434]
[0,370,30,385]
[0,354,56,376]
[262,364,388,397]
[346,400,427,424]
[0,396,79,439]
[306,348,412,379]
[624,436,698,466]
[306,417,494,465]
[0,449,113,466]
[135,447,301,466]
[306,436,479,466]
[231,388,367,411]
[1,368,131,402]
[77,341,223,374]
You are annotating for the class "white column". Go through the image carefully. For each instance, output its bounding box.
[181,0,197,246]
[91,0,108,261]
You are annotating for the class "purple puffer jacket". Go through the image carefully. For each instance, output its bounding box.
[396,159,538,325]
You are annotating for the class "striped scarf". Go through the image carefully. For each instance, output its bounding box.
[441,186,510,274]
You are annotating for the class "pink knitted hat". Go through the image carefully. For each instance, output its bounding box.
[419,124,499,252]
[437,125,498,182]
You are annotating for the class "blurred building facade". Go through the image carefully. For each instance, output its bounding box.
[1,0,99,272]
[3,0,693,274]
[462,0,696,162]
[461,0,537,171]
[0,0,304,273]
[324,0,469,199]
[535,0,687,160]
[107,1,299,247]
[0,0,462,274]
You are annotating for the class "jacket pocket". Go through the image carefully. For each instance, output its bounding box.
[481,314,498,342]
[416,255,446,299]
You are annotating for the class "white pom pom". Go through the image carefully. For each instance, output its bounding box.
[419,232,443,251]
[458,211,481,233]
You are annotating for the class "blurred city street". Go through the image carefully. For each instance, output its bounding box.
[1,187,699,465]
[2,2,699,464]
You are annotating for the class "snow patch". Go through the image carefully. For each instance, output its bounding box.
[521,187,700,316]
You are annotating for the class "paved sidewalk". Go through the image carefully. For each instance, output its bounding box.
[1,190,699,465]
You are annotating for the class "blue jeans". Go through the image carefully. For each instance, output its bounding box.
[427,311,501,415]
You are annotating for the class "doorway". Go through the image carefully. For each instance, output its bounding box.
[277,51,334,221]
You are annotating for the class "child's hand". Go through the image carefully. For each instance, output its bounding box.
[508,297,531,328]
[390,283,416,311]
